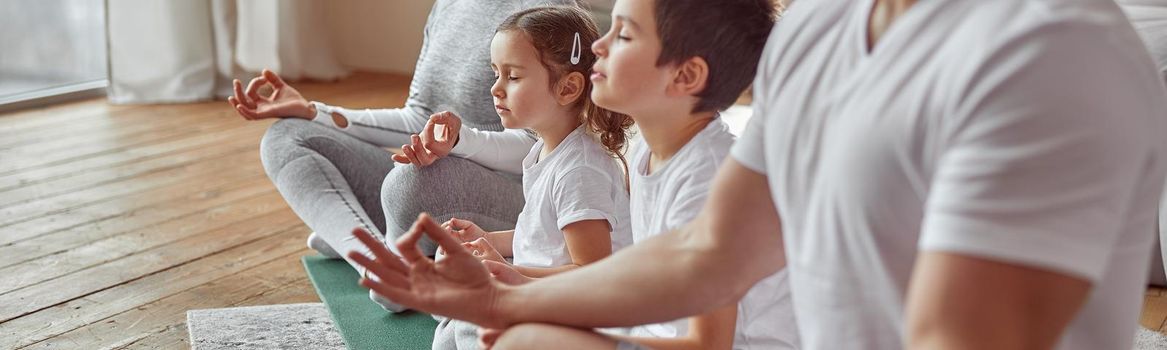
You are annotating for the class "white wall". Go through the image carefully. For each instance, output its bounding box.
[325,0,614,75]
[325,0,435,74]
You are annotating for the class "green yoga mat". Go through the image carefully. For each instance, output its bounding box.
[302,255,438,350]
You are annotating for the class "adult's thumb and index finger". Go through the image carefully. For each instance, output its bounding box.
[262,69,287,88]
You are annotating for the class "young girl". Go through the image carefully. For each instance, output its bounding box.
[403,6,636,349]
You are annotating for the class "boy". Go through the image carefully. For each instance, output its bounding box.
[584,0,793,348]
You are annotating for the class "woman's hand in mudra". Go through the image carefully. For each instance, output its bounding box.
[392,111,462,166]
[228,69,313,121]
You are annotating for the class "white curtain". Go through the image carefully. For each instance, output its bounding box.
[106,0,349,104]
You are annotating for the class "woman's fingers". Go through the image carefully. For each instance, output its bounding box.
[424,112,461,152]
[409,134,435,165]
[421,117,445,148]
[391,153,412,164]
[401,144,423,165]
[232,79,255,109]
[430,111,460,126]
[234,103,260,120]
[262,69,286,88]
[245,77,268,103]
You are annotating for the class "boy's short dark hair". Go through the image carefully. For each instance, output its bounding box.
[654,0,778,112]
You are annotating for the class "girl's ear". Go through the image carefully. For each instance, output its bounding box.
[665,56,709,98]
[555,71,587,106]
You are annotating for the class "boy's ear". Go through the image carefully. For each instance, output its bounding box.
[667,56,709,99]
[556,72,587,106]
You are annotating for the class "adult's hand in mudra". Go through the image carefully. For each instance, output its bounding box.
[392,111,462,166]
[227,69,314,120]
[347,213,507,328]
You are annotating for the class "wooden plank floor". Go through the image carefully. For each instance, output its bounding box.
[0,72,409,349]
[0,72,1166,349]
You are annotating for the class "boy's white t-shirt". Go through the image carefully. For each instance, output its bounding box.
[511,126,633,268]
[732,0,1167,349]
[625,119,799,350]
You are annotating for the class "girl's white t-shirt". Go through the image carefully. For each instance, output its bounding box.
[511,126,633,268]
[625,119,799,350]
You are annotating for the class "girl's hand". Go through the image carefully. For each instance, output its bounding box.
[443,217,488,243]
[464,238,506,264]
[391,111,462,166]
[228,69,313,120]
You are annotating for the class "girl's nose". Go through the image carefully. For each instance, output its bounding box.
[491,79,505,99]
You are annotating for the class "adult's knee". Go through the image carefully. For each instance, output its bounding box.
[381,163,437,221]
[379,159,472,251]
[259,118,313,179]
[379,158,469,218]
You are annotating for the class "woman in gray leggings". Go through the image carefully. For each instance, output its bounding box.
[227,0,574,311]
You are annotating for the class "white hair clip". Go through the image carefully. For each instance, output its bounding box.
[570,32,582,65]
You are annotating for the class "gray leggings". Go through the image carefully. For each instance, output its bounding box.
[259,118,524,271]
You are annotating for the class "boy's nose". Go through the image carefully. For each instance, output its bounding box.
[592,36,608,57]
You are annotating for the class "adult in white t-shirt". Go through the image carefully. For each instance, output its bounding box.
[344,1,1167,349]
[731,0,1166,348]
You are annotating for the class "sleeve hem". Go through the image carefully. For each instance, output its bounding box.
[730,151,767,174]
[920,214,1112,283]
[557,209,616,232]
[450,127,484,157]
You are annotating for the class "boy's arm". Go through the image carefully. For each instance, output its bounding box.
[613,305,738,350]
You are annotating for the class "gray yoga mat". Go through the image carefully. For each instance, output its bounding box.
[187,303,345,350]
[1137,326,1167,350]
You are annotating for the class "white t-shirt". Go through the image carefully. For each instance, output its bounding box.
[511,126,633,268]
[625,119,799,350]
[1119,0,1167,86]
[731,0,1167,349]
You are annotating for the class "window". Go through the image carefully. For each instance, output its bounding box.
[0,0,107,107]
